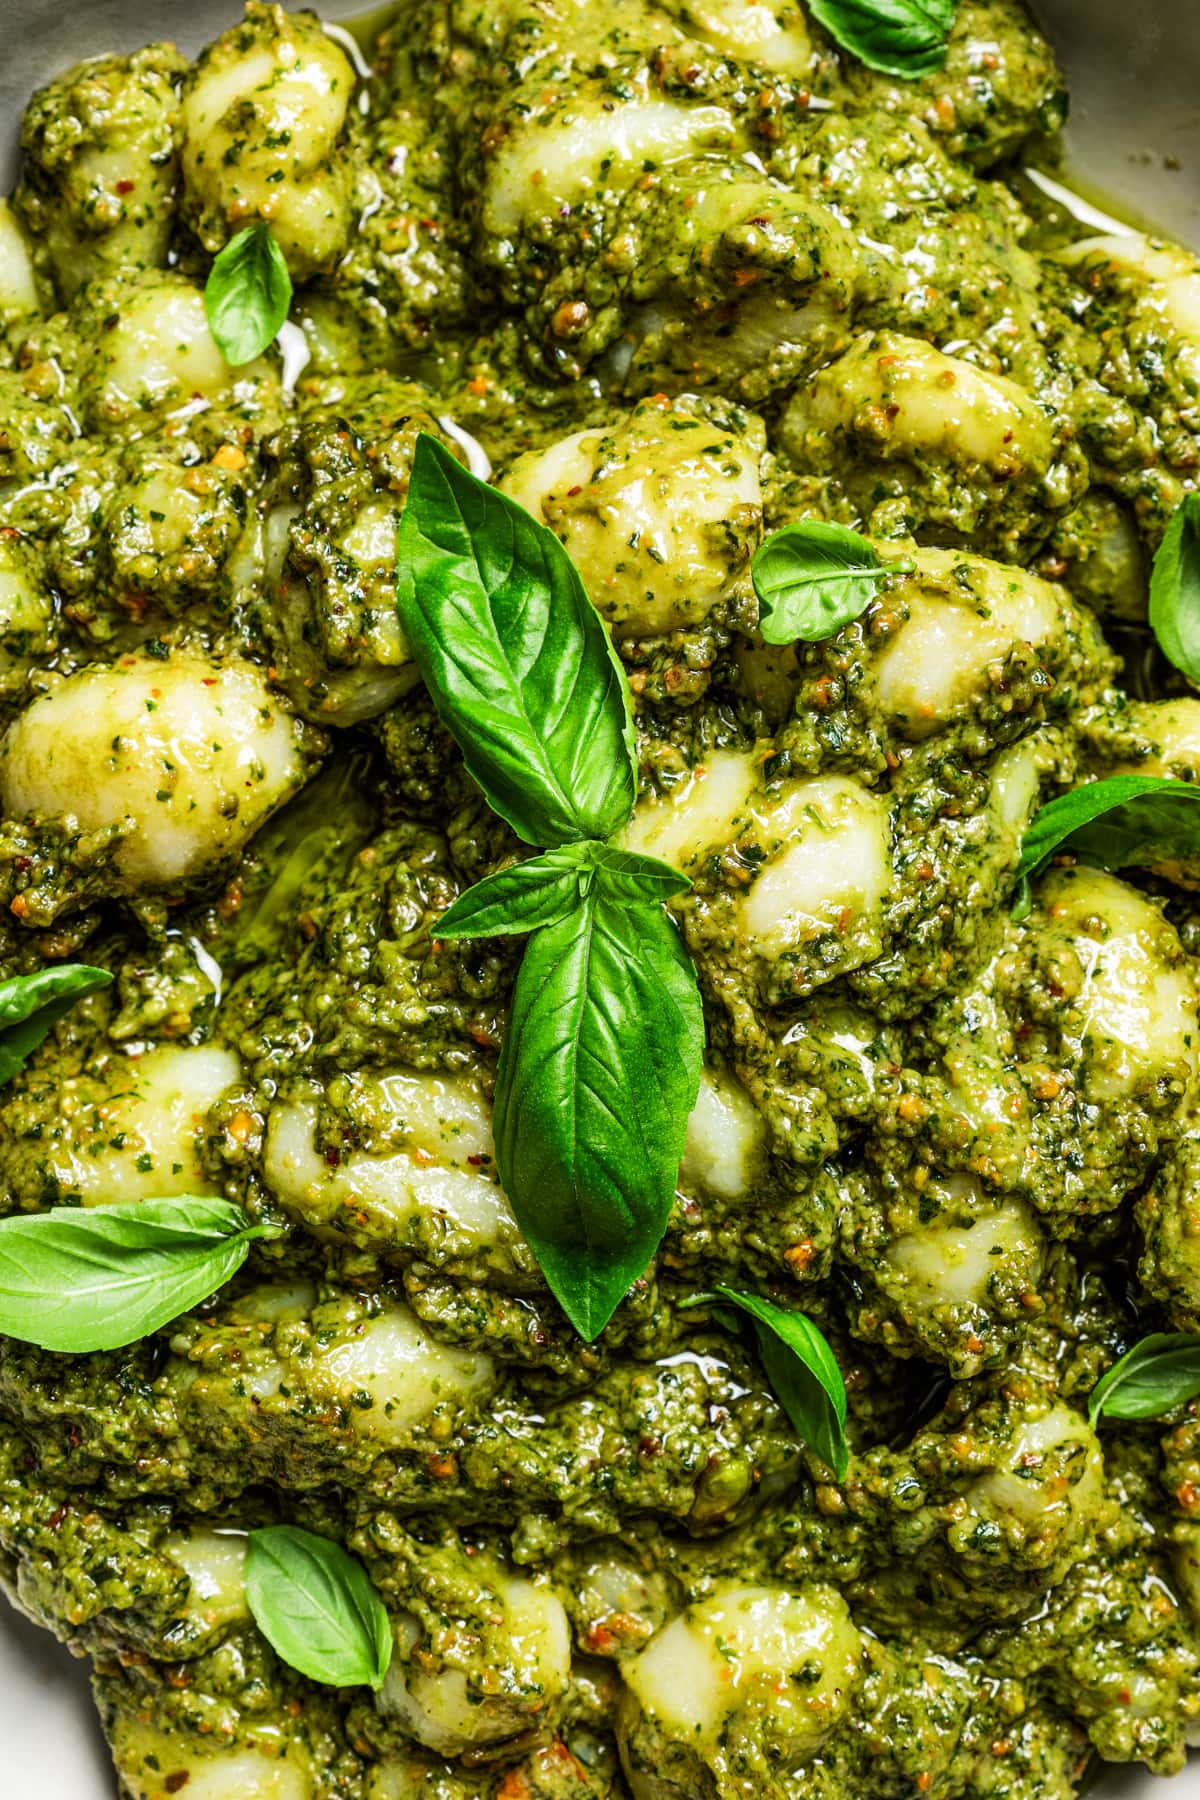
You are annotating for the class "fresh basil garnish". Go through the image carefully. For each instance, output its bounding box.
[1088,1332,1200,1423]
[751,521,904,645]
[1016,775,1200,885]
[808,0,956,78]
[1149,494,1200,684]
[245,1525,392,1690]
[0,1198,281,1353]
[693,1286,849,1479]
[204,221,293,367]
[0,963,111,1086]
[397,440,705,1339]
[494,878,703,1341]
[436,842,690,940]
[396,434,637,848]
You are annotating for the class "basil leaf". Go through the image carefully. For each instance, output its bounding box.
[0,963,111,1086]
[494,886,704,1339]
[1016,775,1200,884]
[807,0,956,78]
[204,222,293,366]
[1149,494,1200,684]
[437,847,593,940]
[1088,1333,1200,1423]
[711,1286,848,1479]
[396,434,637,847]
[0,1198,280,1353]
[584,844,693,905]
[437,843,690,940]
[751,522,903,645]
[246,1526,392,1690]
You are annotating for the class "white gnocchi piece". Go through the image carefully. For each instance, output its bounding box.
[181,6,355,275]
[624,750,891,968]
[264,1071,518,1253]
[483,79,739,236]
[47,1044,240,1205]
[0,532,54,678]
[0,199,40,317]
[679,1067,768,1201]
[79,271,263,429]
[954,1403,1104,1551]
[382,1562,571,1755]
[305,1301,495,1442]
[622,1582,861,1775]
[871,548,1065,738]
[1104,697,1200,781]
[1038,867,1199,1103]
[885,1196,1044,1311]
[783,329,1054,477]
[0,653,312,888]
[501,396,764,639]
[110,1716,313,1800]
[675,0,812,70]
[163,1528,249,1632]
[1060,233,1200,387]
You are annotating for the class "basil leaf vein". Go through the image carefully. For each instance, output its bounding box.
[204,221,293,366]
[751,522,903,645]
[437,842,691,940]
[493,885,704,1339]
[0,1197,281,1353]
[396,434,637,847]
[246,1525,392,1690]
[807,0,956,78]
[0,963,111,1086]
[710,1286,848,1478]
[1149,493,1200,684]
[1089,1332,1200,1423]
[1016,775,1200,885]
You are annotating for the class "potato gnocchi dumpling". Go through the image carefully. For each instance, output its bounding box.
[501,395,764,639]
[180,1,355,276]
[0,652,315,888]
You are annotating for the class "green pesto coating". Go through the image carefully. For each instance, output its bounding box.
[0,3,1198,1799]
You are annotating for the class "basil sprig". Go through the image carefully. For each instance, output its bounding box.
[0,1198,281,1353]
[1016,775,1200,886]
[1089,1333,1200,1423]
[686,1286,848,1478]
[751,522,905,645]
[205,221,293,366]
[397,435,636,847]
[0,963,111,1086]
[436,842,689,940]
[808,0,956,78]
[246,1526,392,1690]
[1149,494,1200,684]
[398,434,704,1339]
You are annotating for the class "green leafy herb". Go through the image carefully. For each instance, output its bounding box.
[396,434,636,847]
[436,842,691,940]
[1016,775,1200,885]
[205,221,293,366]
[0,1198,281,1353]
[493,884,703,1340]
[245,1526,392,1690]
[751,522,904,645]
[0,963,111,1086]
[807,0,956,77]
[1149,493,1200,684]
[693,1286,848,1478]
[1088,1333,1200,1423]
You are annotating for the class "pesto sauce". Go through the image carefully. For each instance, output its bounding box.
[0,2,1198,1798]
